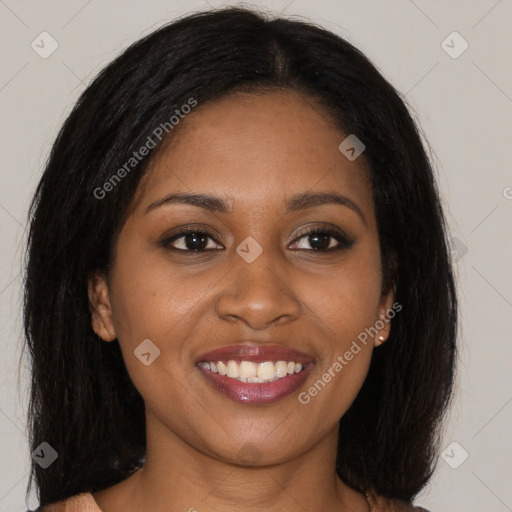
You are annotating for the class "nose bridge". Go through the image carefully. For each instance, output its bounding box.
[236,242,282,292]
[215,236,302,329]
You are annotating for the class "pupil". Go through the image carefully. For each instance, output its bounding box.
[186,233,207,250]
[310,233,329,250]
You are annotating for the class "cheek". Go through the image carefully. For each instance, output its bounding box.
[107,245,223,395]
[106,253,200,417]
[305,247,383,341]
[297,273,378,428]
[108,244,201,340]
[294,245,381,412]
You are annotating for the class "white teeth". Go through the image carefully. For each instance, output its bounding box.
[239,361,257,379]
[200,359,306,383]
[227,360,239,378]
[247,376,265,383]
[217,361,227,375]
[257,361,276,380]
[275,360,288,377]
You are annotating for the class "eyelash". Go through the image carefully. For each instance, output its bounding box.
[160,225,355,254]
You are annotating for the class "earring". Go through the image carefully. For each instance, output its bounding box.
[378,335,385,342]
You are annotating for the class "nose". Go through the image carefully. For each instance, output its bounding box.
[215,247,302,330]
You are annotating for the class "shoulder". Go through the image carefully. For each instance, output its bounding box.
[29,492,102,512]
[365,489,431,512]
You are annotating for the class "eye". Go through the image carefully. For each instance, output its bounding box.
[290,226,355,252]
[160,225,355,254]
[160,228,223,253]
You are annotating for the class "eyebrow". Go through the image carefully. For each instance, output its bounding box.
[145,191,366,224]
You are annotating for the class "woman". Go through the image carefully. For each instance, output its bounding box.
[24,7,457,512]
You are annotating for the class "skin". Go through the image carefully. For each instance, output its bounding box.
[88,90,394,512]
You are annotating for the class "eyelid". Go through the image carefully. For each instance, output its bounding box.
[160,224,222,241]
[292,222,350,241]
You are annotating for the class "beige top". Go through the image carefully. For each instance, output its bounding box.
[33,490,430,511]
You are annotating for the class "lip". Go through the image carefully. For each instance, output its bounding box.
[196,343,315,405]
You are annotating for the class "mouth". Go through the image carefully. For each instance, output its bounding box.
[196,344,315,405]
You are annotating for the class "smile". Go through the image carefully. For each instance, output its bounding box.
[196,344,314,404]
[197,360,304,383]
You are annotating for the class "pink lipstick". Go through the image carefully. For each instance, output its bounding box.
[196,344,314,405]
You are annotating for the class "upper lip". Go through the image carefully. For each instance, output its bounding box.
[196,343,315,365]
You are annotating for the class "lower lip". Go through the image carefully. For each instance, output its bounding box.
[197,365,313,405]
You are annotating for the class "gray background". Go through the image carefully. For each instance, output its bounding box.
[1,1,511,510]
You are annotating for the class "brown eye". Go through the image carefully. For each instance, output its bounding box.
[161,229,223,252]
[290,228,355,252]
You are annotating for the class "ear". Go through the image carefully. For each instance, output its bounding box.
[88,271,117,342]
[374,253,399,347]
[374,285,396,348]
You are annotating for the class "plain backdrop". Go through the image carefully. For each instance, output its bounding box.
[1,1,511,510]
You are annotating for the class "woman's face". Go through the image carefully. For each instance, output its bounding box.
[90,89,394,466]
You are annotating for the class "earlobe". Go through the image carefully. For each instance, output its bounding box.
[375,287,396,347]
[88,272,117,342]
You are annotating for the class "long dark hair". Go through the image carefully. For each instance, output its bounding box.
[23,6,457,507]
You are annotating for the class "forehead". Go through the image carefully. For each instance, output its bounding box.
[136,90,374,219]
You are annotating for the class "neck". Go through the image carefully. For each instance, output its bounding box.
[94,417,369,512]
